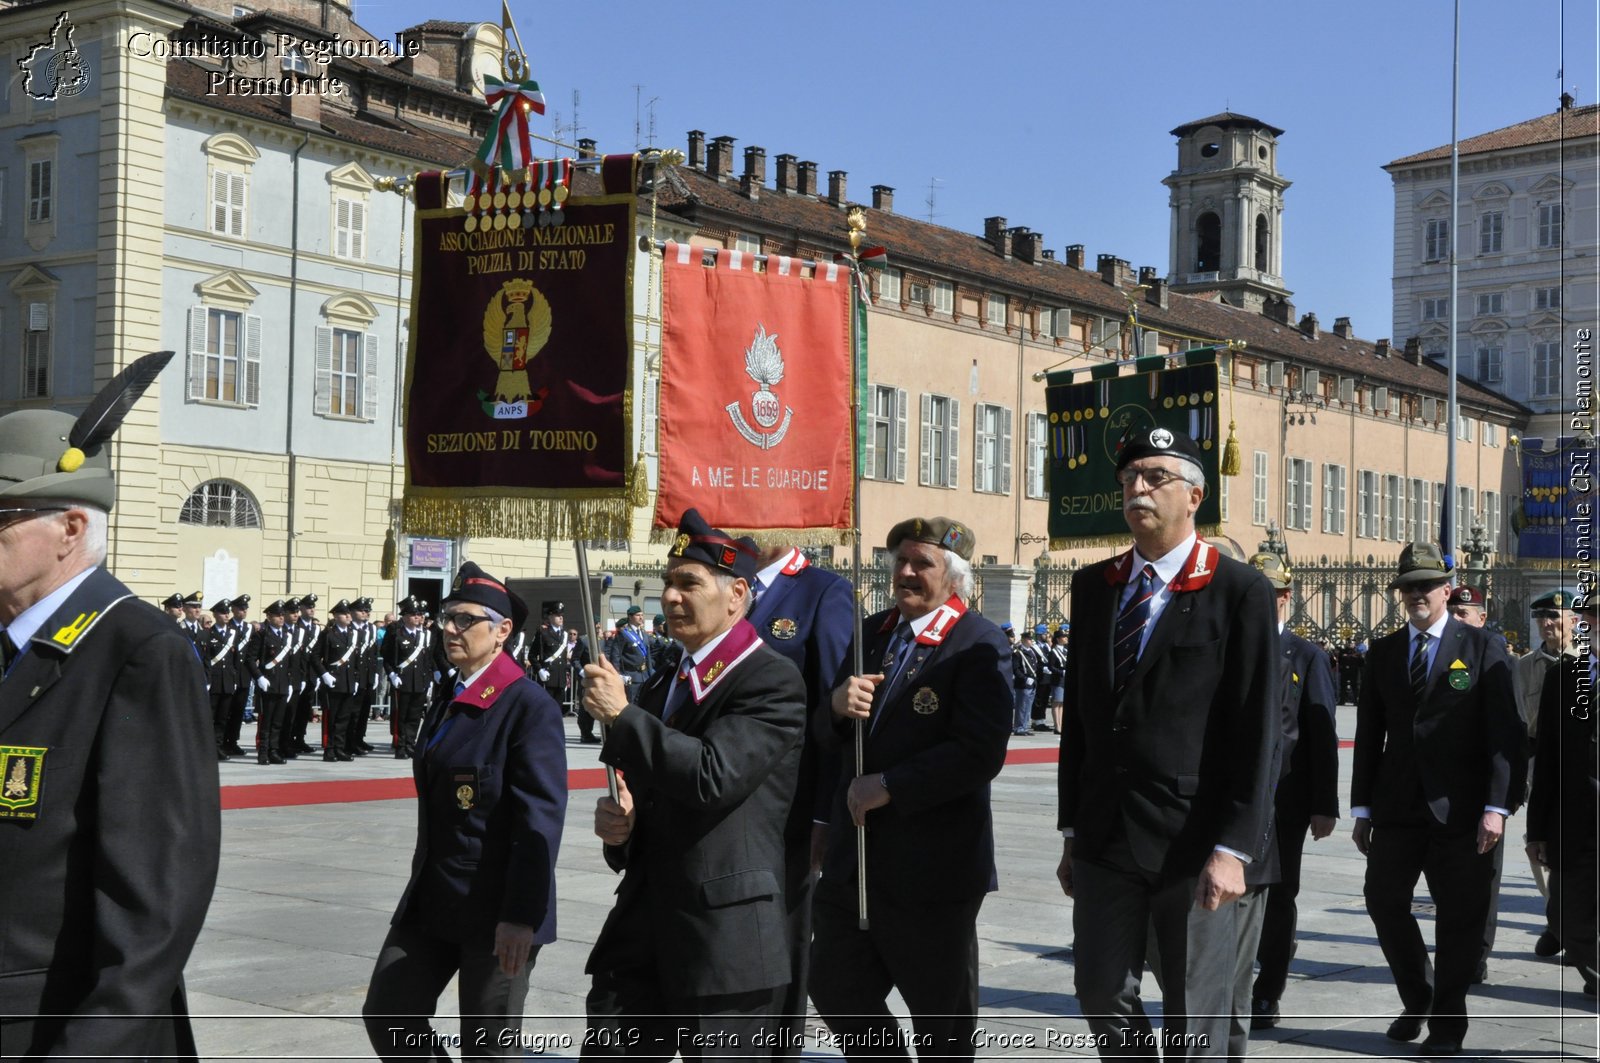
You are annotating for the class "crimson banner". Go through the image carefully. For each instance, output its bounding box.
[654,244,853,535]
[401,171,636,540]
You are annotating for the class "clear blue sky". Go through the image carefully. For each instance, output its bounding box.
[358,0,1596,343]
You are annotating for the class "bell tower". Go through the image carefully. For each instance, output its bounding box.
[1163,112,1291,312]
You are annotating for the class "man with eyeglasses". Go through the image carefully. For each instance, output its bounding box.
[0,357,220,1059]
[364,562,567,1059]
[1351,543,1524,1057]
[1057,425,1279,1060]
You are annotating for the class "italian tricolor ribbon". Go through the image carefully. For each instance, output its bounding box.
[477,75,546,173]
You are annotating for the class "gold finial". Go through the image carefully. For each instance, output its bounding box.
[847,206,866,251]
[654,148,685,167]
[1509,434,1521,448]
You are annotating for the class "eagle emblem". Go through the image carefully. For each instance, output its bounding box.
[481,278,553,416]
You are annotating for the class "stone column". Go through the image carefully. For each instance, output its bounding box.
[977,563,1036,630]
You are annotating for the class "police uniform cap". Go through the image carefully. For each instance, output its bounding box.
[283,596,301,611]
[666,507,760,581]
[211,599,232,614]
[1447,585,1486,609]
[299,593,318,608]
[231,594,251,610]
[331,599,352,615]
[161,593,185,609]
[445,561,529,631]
[352,597,373,612]
[1113,425,1206,475]
[1249,551,1293,590]
[543,601,565,616]
[399,596,427,616]
[1530,588,1580,612]
[1020,629,1035,640]
[1389,542,1453,588]
[181,590,203,607]
[885,516,976,562]
[264,600,286,616]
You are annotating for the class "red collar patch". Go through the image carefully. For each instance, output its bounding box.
[878,596,968,645]
[453,650,526,711]
[683,618,764,704]
[1104,539,1217,593]
[777,547,809,577]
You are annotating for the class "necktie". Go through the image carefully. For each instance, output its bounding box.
[750,577,767,610]
[1,632,17,679]
[663,659,694,722]
[426,683,467,752]
[869,621,915,733]
[1410,632,1431,702]
[1113,564,1158,696]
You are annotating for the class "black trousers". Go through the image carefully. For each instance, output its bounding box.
[290,686,317,748]
[584,967,772,1060]
[364,921,535,1061]
[1549,852,1599,985]
[346,687,374,750]
[1363,822,1496,1044]
[254,691,287,761]
[1254,796,1312,1003]
[210,689,234,752]
[225,685,249,745]
[323,691,358,757]
[392,691,430,756]
[809,877,983,1062]
[768,834,817,1060]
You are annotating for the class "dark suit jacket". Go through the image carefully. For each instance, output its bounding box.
[749,554,856,842]
[817,601,1012,903]
[201,620,241,694]
[1280,630,1340,819]
[394,651,568,944]
[249,622,297,695]
[588,621,805,997]
[1058,544,1280,879]
[1526,653,1597,868]
[382,623,435,694]
[0,568,220,1059]
[1351,616,1523,831]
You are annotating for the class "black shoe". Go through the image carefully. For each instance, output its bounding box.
[225,743,245,757]
[323,753,338,762]
[580,734,601,744]
[394,750,411,759]
[257,755,270,765]
[1385,1014,1425,1042]
[217,750,229,761]
[335,752,354,761]
[1250,998,1280,1031]
[268,751,286,764]
[295,741,315,754]
[1417,1035,1462,1056]
[1535,930,1563,957]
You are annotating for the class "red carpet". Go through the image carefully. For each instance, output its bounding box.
[220,741,1356,810]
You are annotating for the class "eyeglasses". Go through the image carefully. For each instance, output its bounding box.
[439,611,494,632]
[1116,466,1187,490]
[0,506,68,531]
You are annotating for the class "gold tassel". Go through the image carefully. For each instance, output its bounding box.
[1221,419,1241,476]
[629,452,650,509]
[380,528,398,580]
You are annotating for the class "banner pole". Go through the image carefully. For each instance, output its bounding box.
[846,208,870,931]
[573,537,620,802]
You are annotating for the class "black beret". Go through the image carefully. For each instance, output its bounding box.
[445,561,529,631]
[1113,425,1206,474]
[666,508,759,581]
[885,516,975,562]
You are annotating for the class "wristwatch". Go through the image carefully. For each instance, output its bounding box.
[879,772,890,793]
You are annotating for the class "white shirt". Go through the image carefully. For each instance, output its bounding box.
[1,564,98,658]
[1121,532,1198,659]
[662,624,737,714]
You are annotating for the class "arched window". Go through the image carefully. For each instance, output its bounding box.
[1195,212,1221,273]
[1255,214,1269,272]
[179,480,262,529]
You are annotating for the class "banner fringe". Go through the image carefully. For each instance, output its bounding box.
[648,524,853,547]
[1047,524,1222,554]
[401,494,634,542]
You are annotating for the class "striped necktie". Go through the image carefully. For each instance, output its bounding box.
[663,659,694,722]
[1113,564,1158,696]
[1409,632,1431,702]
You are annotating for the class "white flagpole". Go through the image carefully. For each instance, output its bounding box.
[1445,0,1460,559]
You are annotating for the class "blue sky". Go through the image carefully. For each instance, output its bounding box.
[357,0,1596,343]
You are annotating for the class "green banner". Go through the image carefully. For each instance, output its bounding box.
[1046,353,1221,547]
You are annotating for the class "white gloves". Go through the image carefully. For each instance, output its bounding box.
[322,672,336,688]
[538,668,551,682]
[390,672,402,688]
[256,675,269,691]
[352,683,360,695]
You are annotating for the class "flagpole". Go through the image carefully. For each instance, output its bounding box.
[846,207,871,931]
[573,538,620,803]
[1444,0,1460,560]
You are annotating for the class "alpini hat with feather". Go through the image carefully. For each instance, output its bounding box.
[0,351,173,511]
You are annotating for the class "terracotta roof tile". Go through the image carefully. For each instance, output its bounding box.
[1387,103,1600,166]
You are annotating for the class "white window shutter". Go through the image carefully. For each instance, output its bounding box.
[1000,407,1013,495]
[244,314,262,406]
[314,326,333,415]
[973,409,984,489]
[947,399,960,488]
[919,393,932,486]
[351,200,365,259]
[363,333,380,421]
[212,172,229,233]
[862,387,878,480]
[230,173,246,236]
[335,198,350,258]
[894,387,907,482]
[187,307,208,400]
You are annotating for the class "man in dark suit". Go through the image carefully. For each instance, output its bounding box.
[581,508,806,1057]
[202,598,241,760]
[1351,542,1524,1057]
[532,601,569,705]
[1525,593,1598,996]
[0,359,221,1059]
[364,563,567,1060]
[1516,587,1579,957]
[1249,553,1340,1032]
[811,516,1011,1061]
[1057,427,1279,1060]
[748,542,855,1058]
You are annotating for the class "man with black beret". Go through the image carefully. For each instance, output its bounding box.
[0,353,220,1058]
[316,600,362,762]
[1057,426,1280,1060]
[581,508,806,1056]
[364,562,567,1058]
[811,515,1011,1060]
[1352,543,1524,1056]
[247,600,297,764]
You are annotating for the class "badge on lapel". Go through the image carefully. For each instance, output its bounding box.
[1447,659,1471,691]
[0,745,46,819]
[451,768,479,810]
[770,618,798,640]
[912,687,940,715]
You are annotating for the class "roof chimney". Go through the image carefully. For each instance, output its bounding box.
[1064,244,1085,269]
[871,184,894,212]
[707,136,736,179]
[1013,228,1044,265]
[1098,254,1123,288]
[577,138,597,160]
[1561,91,1575,111]
[796,161,818,197]
[1138,266,1158,286]
[827,170,848,207]
[1041,248,1056,261]
[742,145,766,184]
[1374,338,1392,359]
[687,130,705,169]
[1298,312,1319,339]
[1332,316,1353,339]
[1264,295,1295,325]
[984,217,1011,259]
[775,154,797,193]
[1403,336,1423,365]
[1146,276,1168,309]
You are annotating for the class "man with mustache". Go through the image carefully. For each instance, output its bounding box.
[1057,426,1279,1059]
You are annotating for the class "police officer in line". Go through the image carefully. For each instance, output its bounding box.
[648,612,676,674]
[178,590,205,645]
[532,602,569,705]
[384,596,435,759]
[223,594,254,756]
[505,612,534,678]
[318,600,363,762]
[202,599,241,760]
[162,591,186,622]
[287,594,322,756]
[606,603,653,690]
[1008,622,1040,737]
[248,600,296,764]
[349,597,380,754]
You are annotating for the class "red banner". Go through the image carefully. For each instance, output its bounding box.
[654,244,853,534]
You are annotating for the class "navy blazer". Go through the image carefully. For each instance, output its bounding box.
[394,651,568,944]
[749,553,856,840]
[1059,545,1280,879]
[1351,616,1524,830]
[817,601,1012,903]
[1280,631,1340,819]
[1527,653,1598,868]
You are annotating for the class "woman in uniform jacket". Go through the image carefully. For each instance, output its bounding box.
[363,562,568,1060]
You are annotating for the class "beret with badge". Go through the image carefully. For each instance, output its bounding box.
[1114,425,1206,474]
[445,561,529,631]
[1530,587,1580,612]
[1447,585,1486,609]
[885,516,976,562]
[667,507,760,581]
